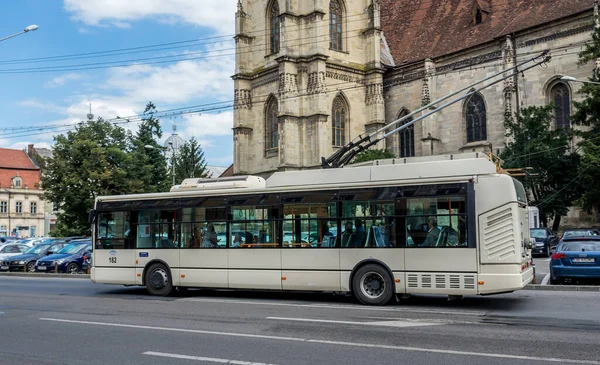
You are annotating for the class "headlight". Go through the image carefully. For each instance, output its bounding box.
[18,261,25,265]
[55,259,67,265]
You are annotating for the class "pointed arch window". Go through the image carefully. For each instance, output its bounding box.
[551,83,571,129]
[465,93,487,143]
[269,1,280,55]
[332,96,348,147]
[329,0,343,51]
[266,97,279,150]
[397,109,415,157]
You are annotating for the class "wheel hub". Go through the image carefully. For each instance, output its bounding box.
[360,272,385,299]
[149,269,168,290]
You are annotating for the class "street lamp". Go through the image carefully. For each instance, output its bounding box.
[145,143,176,186]
[560,76,600,85]
[0,24,39,43]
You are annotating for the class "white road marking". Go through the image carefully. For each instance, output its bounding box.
[39,318,302,341]
[308,339,600,364]
[143,351,277,365]
[179,298,486,316]
[266,316,441,327]
[39,317,600,364]
[541,274,551,285]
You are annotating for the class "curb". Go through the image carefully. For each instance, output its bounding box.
[524,284,600,292]
[0,272,90,279]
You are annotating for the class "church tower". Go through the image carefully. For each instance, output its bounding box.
[232,0,384,176]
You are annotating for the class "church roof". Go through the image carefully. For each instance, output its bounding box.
[380,0,594,65]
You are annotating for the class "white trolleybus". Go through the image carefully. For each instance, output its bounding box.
[90,153,534,305]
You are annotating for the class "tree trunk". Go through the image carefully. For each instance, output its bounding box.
[552,215,562,233]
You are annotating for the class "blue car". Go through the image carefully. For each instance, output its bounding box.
[1,242,66,272]
[35,241,92,274]
[550,236,600,285]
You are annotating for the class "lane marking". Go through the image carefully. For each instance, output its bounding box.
[39,318,303,342]
[308,339,600,364]
[179,298,486,316]
[541,274,550,286]
[266,316,441,328]
[40,317,600,364]
[143,351,277,365]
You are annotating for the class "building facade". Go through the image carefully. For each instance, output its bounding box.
[232,0,599,176]
[0,148,46,238]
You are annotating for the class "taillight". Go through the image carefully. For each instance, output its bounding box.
[552,253,566,260]
[83,255,88,261]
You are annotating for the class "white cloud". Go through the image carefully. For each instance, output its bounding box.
[181,111,233,139]
[45,73,83,88]
[63,0,236,34]
[19,100,66,114]
[105,54,234,104]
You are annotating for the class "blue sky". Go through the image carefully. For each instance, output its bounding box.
[0,0,237,167]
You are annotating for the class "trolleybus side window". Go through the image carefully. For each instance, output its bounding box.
[282,203,336,248]
[181,207,227,249]
[97,211,131,249]
[405,196,468,248]
[230,205,279,248]
[136,210,178,249]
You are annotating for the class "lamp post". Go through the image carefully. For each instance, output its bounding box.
[0,24,38,43]
[560,76,600,85]
[145,144,176,186]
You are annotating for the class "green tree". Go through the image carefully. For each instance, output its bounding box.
[572,26,600,211]
[42,119,132,236]
[173,137,209,184]
[128,102,170,193]
[500,105,582,231]
[350,149,395,164]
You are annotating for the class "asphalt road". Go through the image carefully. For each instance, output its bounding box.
[1,277,599,365]
[533,257,551,284]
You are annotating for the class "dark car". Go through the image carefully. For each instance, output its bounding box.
[530,228,559,257]
[35,241,92,274]
[0,242,66,272]
[550,236,600,285]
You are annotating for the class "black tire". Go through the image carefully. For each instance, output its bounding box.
[144,263,173,296]
[66,263,79,274]
[26,261,35,273]
[352,264,394,305]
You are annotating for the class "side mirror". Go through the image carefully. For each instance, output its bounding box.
[88,209,96,225]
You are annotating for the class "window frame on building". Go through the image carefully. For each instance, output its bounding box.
[329,0,343,52]
[331,95,349,147]
[0,201,7,214]
[268,0,280,55]
[265,96,279,152]
[16,201,22,214]
[465,92,487,143]
[549,82,571,129]
[397,109,415,158]
[30,202,37,214]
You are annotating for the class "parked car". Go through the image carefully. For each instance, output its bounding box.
[0,243,29,261]
[561,229,597,239]
[0,242,66,272]
[530,228,559,257]
[35,241,92,274]
[549,236,600,285]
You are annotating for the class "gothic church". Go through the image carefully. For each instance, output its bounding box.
[232,0,598,176]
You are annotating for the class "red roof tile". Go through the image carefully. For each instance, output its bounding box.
[0,170,40,189]
[380,0,594,65]
[0,148,39,170]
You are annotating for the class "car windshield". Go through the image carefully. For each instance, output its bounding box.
[25,245,49,254]
[561,241,600,252]
[57,244,86,254]
[563,230,594,237]
[530,229,547,238]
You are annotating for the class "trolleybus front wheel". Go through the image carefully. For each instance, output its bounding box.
[145,263,173,296]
